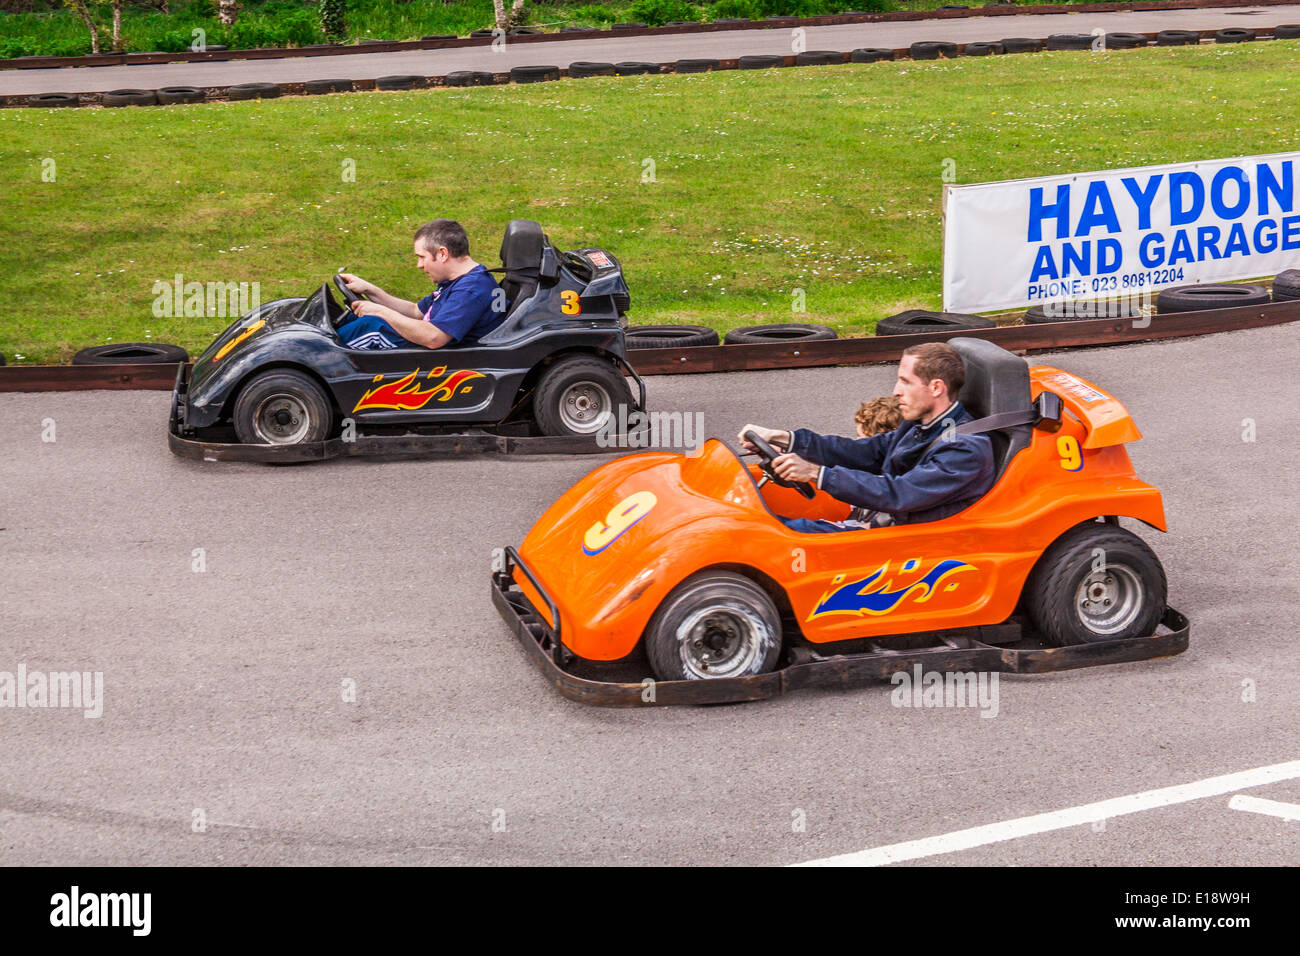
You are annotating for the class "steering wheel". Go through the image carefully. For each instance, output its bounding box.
[743,430,817,500]
[332,273,367,308]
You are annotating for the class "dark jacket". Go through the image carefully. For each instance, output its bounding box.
[789,400,995,525]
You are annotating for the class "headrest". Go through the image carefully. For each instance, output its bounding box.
[948,337,1032,419]
[499,220,545,273]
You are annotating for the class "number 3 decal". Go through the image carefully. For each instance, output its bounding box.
[560,290,581,315]
[583,491,657,555]
[1057,435,1084,472]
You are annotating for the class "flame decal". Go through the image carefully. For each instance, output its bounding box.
[213,319,265,362]
[807,559,976,620]
[352,367,485,412]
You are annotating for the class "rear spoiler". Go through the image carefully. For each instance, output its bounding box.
[1031,369,1142,449]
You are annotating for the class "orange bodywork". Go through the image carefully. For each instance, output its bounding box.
[515,365,1166,662]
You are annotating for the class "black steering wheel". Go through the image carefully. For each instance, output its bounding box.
[743,430,817,500]
[332,273,367,308]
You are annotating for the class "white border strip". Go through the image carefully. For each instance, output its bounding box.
[1228,794,1300,823]
[795,759,1300,867]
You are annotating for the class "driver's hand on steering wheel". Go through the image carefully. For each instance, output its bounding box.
[337,272,376,296]
[738,424,790,453]
[773,452,819,485]
[348,299,381,318]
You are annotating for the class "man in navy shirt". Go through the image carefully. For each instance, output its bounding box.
[336,219,504,349]
[739,342,995,532]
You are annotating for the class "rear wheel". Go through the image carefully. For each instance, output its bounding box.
[645,571,783,681]
[532,356,632,437]
[1025,523,1166,645]
[232,369,334,445]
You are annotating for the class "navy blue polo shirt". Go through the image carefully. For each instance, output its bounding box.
[415,264,504,344]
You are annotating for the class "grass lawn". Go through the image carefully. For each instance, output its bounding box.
[1,40,1297,363]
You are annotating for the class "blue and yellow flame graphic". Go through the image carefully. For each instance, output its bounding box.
[808,559,976,620]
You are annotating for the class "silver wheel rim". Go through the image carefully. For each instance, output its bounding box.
[1074,562,1143,635]
[558,380,612,434]
[675,602,773,679]
[252,393,311,444]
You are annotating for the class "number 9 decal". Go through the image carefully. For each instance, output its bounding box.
[583,491,657,555]
[1057,435,1083,472]
[560,290,581,316]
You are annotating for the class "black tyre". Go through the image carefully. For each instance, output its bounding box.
[304,78,354,94]
[1002,37,1044,53]
[227,82,280,100]
[1274,24,1300,39]
[561,26,597,33]
[724,323,837,344]
[614,61,659,75]
[795,50,843,65]
[1024,299,1139,324]
[1025,523,1166,646]
[626,324,719,349]
[532,356,633,437]
[102,88,158,107]
[568,61,615,77]
[612,22,648,30]
[232,369,334,445]
[469,29,496,38]
[738,54,783,69]
[376,74,425,90]
[1156,30,1199,47]
[158,86,205,104]
[1103,32,1147,49]
[962,41,1002,56]
[875,309,994,335]
[1046,33,1094,51]
[1271,269,1300,300]
[1155,283,1270,314]
[850,47,895,62]
[72,343,189,365]
[645,571,783,681]
[1215,28,1255,43]
[28,93,78,108]
[510,64,560,83]
[910,41,958,59]
[509,27,542,35]
[445,71,495,86]
[674,58,719,73]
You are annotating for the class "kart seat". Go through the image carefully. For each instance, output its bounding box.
[498,219,545,317]
[948,337,1034,481]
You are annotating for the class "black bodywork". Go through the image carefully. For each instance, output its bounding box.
[172,220,643,440]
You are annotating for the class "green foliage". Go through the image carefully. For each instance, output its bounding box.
[626,0,697,24]
[222,7,319,46]
[319,0,345,41]
[570,4,617,22]
[706,0,758,19]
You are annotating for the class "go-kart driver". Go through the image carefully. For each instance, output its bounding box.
[336,219,504,349]
[739,342,995,533]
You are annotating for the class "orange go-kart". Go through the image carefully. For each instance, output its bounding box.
[491,337,1188,706]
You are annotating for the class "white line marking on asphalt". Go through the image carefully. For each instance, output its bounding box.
[1228,794,1300,822]
[794,759,1300,867]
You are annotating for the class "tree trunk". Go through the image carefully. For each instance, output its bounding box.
[66,0,100,54]
[218,0,238,26]
[111,0,122,51]
[492,0,526,29]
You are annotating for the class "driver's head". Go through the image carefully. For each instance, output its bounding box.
[894,343,965,423]
[414,219,471,282]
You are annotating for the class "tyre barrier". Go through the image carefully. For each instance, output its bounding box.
[1156,30,1200,46]
[510,65,561,83]
[469,29,496,38]
[102,88,157,107]
[510,27,543,36]
[446,71,495,87]
[1002,37,1045,53]
[227,82,280,100]
[1155,283,1271,314]
[738,54,784,69]
[158,86,205,104]
[28,92,78,108]
[795,50,845,65]
[850,48,895,62]
[724,323,837,344]
[1215,28,1256,43]
[303,78,354,94]
[568,61,616,77]
[1046,34,1095,51]
[72,343,189,365]
[612,22,647,30]
[963,41,1003,56]
[1275,24,1300,39]
[561,26,597,33]
[910,41,959,60]
[376,74,426,90]
[674,58,720,73]
[422,35,458,41]
[1272,269,1300,300]
[1023,300,1140,324]
[876,310,995,336]
[1103,32,1148,49]
[614,61,659,75]
[626,325,721,349]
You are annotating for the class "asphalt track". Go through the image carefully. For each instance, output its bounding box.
[4,5,1300,94]
[1,322,1297,866]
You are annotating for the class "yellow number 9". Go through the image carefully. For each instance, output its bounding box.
[1057,435,1083,472]
[560,290,581,316]
[583,491,657,555]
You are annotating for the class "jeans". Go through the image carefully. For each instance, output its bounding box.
[780,516,860,534]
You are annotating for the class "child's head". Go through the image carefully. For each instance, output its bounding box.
[855,396,902,438]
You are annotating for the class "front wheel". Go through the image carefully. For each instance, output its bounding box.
[532,355,633,437]
[645,571,783,681]
[1025,523,1167,645]
[232,369,334,445]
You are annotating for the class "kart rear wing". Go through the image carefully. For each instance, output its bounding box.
[1032,368,1142,449]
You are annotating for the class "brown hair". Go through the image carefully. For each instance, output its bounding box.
[855,396,902,437]
[901,342,965,397]
[414,219,470,258]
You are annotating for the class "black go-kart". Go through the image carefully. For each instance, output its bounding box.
[169,220,646,462]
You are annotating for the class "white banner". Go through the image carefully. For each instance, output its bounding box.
[942,151,1300,314]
